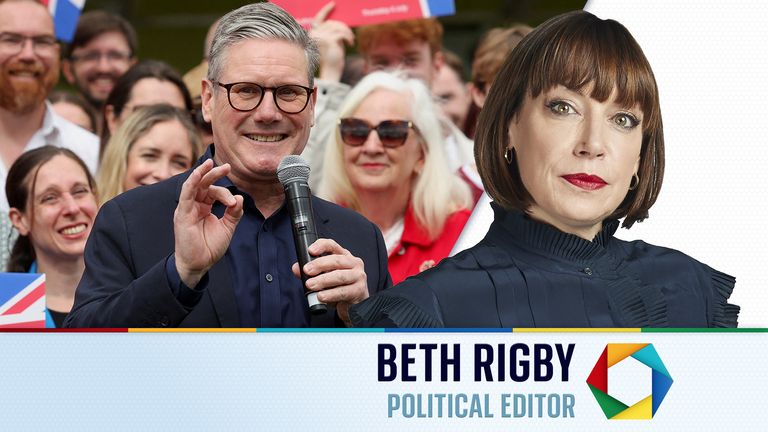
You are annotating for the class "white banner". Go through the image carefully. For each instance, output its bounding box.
[0,331,764,430]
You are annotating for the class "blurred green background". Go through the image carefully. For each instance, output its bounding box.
[69,0,586,77]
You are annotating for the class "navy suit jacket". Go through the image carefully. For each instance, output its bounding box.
[65,169,391,328]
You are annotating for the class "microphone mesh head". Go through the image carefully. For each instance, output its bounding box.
[277,155,310,186]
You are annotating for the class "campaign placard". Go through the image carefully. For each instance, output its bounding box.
[271,0,456,28]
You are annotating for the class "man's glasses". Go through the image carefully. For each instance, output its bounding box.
[0,32,58,56]
[69,50,132,65]
[215,81,314,114]
[338,118,416,148]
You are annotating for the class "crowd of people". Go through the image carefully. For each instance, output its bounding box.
[0,0,738,328]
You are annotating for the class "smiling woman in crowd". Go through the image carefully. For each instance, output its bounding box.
[319,71,472,284]
[350,11,739,328]
[97,104,202,206]
[6,147,98,328]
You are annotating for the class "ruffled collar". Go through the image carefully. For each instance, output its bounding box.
[490,202,620,263]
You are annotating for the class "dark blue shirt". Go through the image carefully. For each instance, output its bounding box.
[167,147,310,327]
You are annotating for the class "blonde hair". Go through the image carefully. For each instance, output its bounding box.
[318,71,471,240]
[97,104,203,205]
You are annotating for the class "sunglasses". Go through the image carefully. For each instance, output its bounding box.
[338,118,416,148]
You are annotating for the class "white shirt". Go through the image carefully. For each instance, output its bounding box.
[0,102,100,211]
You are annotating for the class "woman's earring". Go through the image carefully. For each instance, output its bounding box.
[629,173,640,191]
[504,148,514,165]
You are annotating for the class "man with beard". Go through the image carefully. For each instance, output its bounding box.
[62,10,138,118]
[0,0,99,211]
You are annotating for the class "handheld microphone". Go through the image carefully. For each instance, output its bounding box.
[277,155,327,315]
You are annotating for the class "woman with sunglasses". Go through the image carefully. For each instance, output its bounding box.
[349,11,739,328]
[319,71,473,285]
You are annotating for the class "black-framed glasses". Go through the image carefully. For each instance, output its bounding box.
[69,50,132,65]
[215,81,314,114]
[338,118,416,148]
[0,32,58,56]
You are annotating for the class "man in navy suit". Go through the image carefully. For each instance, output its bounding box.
[65,3,391,328]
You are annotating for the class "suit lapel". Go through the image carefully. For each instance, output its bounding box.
[206,257,241,327]
[173,155,240,327]
[312,197,333,238]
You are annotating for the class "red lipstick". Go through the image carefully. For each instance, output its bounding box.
[561,173,607,190]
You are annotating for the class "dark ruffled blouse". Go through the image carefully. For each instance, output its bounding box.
[350,203,739,328]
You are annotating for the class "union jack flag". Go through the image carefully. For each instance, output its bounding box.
[40,0,87,43]
[0,273,46,329]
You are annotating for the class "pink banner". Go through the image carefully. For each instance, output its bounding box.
[271,0,455,29]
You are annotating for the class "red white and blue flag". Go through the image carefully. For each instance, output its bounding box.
[0,273,46,329]
[41,0,86,43]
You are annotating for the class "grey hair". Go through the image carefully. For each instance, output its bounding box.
[207,2,319,86]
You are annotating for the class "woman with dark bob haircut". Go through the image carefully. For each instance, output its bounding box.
[350,11,739,328]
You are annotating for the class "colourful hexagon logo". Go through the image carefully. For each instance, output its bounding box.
[586,343,673,420]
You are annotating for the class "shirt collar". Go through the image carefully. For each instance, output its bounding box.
[490,202,620,262]
[39,102,58,138]
[199,144,284,215]
[198,144,236,190]
[399,205,434,247]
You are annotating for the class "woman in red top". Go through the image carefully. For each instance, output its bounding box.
[319,71,473,284]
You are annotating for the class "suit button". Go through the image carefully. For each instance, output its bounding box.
[583,267,593,276]
[265,273,274,282]
[159,316,170,327]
